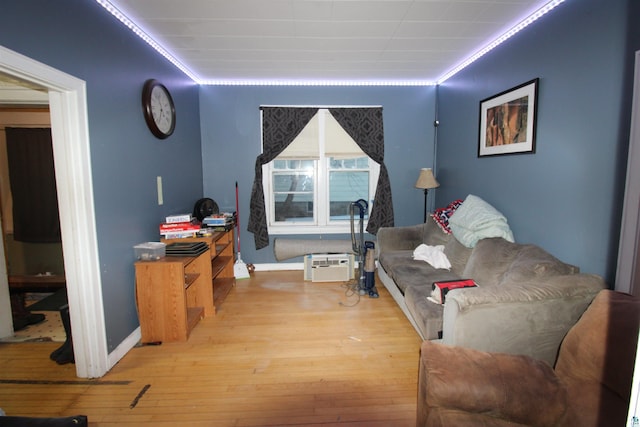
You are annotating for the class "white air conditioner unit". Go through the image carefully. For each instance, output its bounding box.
[304,253,355,282]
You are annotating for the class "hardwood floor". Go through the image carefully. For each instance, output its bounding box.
[0,271,422,426]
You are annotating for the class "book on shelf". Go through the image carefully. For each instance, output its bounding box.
[165,213,192,223]
[159,219,202,239]
[203,223,235,232]
[159,221,201,232]
[160,231,198,239]
[202,212,236,226]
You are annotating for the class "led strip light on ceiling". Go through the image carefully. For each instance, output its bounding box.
[94,0,201,82]
[96,0,565,86]
[436,0,565,84]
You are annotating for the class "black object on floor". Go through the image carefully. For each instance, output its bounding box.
[28,288,67,312]
[0,414,87,426]
[49,304,74,365]
[12,313,46,331]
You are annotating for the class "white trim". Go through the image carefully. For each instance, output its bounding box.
[623,50,640,427]
[0,45,109,378]
[253,263,303,271]
[108,327,141,368]
[0,209,12,338]
[616,50,640,296]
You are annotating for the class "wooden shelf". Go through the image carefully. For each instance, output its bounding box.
[163,229,236,314]
[135,249,214,344]
[214,277,235,308]
[184,273,199,289]
[212,255,233,277]
[186,306,205,333]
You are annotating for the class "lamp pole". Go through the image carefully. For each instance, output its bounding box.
[423,189,429,223]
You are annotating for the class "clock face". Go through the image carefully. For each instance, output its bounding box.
[142,79,175,139]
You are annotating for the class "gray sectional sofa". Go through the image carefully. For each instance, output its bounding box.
[377,217,607,366]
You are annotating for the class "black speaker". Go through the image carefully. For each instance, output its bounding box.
[192,198,219,221]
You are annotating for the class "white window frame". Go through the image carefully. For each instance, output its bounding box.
[262,108,380,235]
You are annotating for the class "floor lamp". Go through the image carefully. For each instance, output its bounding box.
[415,168,440,222]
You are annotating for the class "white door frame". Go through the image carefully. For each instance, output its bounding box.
[619,50,640,426]
[0,45,108,378]
[617,50,640,296]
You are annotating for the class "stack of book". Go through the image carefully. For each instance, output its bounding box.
[202,212,236,231]
[160,213,202,239]
[165,241,209,257]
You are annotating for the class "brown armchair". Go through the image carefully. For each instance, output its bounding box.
[417,289,640,427]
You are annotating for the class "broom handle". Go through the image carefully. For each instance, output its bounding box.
[235,181,241,254]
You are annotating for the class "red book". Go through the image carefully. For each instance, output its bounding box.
[159,221,201,232]
[431,279,477,304]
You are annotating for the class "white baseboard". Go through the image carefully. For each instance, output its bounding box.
[108,326,141,370]
[254,263,304,271]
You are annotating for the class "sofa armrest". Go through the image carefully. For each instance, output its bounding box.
[447,273,606,308]
[441,274,606,365]
[377,223,427,252]
[418,340,567,426]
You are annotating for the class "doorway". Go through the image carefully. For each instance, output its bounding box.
[0,45,109,378]
[0,106,68,344]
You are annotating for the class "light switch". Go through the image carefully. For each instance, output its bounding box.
[157,176,163,205]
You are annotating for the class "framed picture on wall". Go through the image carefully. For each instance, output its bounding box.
[478,78,539,157]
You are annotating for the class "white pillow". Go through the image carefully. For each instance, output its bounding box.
[449,194,514,247]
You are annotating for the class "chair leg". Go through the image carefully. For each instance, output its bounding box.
[10,292,46,331]
[50,304,74,365]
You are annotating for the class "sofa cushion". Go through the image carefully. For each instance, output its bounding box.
[553,290,640,427]
[462,238,521,287]
[405,285,446,339]
[423,216,453,246]
[500,244,579,285]
[443,236,473,276]
[556,290,640,411]
[387,260,461,293]
[379,230,462,293]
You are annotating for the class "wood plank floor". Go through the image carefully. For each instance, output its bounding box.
[0,271,422,426]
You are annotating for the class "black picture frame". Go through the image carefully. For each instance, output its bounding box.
[478,78,538,157]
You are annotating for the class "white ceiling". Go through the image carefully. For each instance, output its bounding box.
[104,0,562,84]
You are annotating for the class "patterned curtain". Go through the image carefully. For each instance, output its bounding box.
[248,107,319,249]
[328,107,394,234]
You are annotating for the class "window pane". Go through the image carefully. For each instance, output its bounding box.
[329,156,368,169]
[329,170,369,220]
[356,157,370,168]
[273,172,314,222]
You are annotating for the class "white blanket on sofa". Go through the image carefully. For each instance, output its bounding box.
[448,194,514,248]
[413,244,452,270]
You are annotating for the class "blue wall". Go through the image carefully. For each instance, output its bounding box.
[0,0,203,351]
[199,85,436,263]
[435,0,637,283]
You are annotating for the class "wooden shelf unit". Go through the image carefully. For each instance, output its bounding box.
[135,249,214,343]
[163,229,236,313]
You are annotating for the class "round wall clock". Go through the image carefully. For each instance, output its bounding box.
[141,79,176,139]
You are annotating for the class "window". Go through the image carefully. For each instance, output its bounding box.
[263,109,379,234]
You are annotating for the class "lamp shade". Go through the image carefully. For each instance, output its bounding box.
[415,168,440,190]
